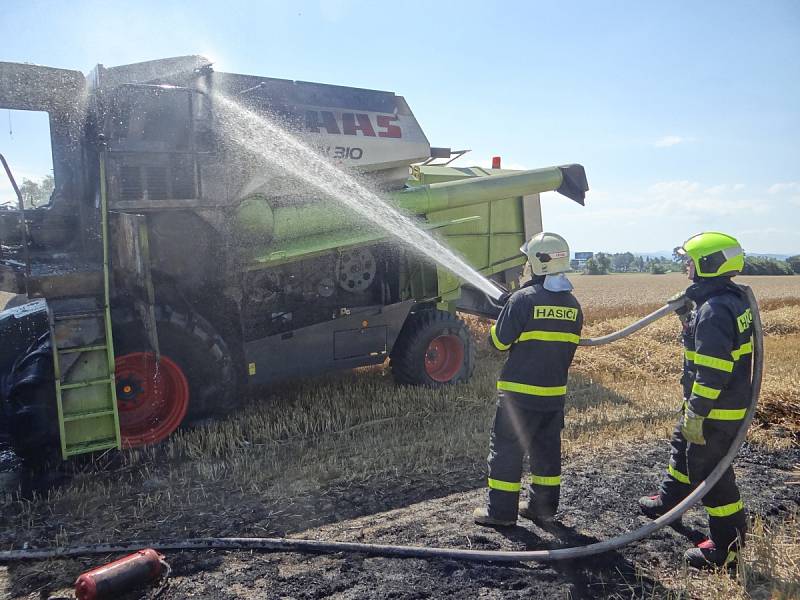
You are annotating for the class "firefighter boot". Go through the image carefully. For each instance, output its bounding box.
[472,507,516,527]
[638,494,677,520]
[684,539,738,570]
[518,500,556,524]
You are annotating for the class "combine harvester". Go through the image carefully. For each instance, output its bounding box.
[0,57,765,574]
[0,56,587,463]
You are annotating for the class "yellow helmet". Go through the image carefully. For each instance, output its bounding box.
[678,232,744,278]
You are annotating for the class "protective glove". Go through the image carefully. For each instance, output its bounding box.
[668,292,694,324]
[682,409,706,445]
[496,290,512,306]
[487,288,512,310]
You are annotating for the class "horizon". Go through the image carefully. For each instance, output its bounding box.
[1,0,798,254]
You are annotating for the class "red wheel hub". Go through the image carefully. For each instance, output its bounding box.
[114,352,189,447]
[424,335,464,382]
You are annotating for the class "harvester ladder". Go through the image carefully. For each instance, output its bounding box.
[49,152,121,458]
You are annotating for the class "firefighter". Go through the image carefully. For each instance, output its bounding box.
[473,232,583,527]
[639,232,753,569]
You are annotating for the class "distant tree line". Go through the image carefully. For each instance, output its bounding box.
[579,252,799,276]
[742,256,798,276]
[582,252,682,275]
[4,175,55,209]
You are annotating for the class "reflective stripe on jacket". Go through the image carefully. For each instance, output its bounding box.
[489,280,583,410]
[682,279,754,427]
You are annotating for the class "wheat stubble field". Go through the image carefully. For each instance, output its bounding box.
[1,273,798,599]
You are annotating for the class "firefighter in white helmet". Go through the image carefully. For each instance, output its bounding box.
[474,232,584,526]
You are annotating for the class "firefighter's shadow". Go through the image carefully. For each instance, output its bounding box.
[493,520,676,598]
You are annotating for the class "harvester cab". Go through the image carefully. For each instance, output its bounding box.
[0,56,588,463]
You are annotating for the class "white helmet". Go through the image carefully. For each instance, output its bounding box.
[520,232,571,276]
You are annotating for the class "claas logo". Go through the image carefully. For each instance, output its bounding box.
[305,111,402,138]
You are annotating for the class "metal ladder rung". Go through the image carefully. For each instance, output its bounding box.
[65,438,118,456]
[58,344,108,355]
[59,377,113,390]
[63,409,116,422]
[53,309,105,321]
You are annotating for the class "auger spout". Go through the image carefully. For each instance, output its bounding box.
[392,164,588,213]
[233,165,588,244]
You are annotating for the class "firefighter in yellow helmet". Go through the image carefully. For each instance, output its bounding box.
[474,232,583,526]
[640,232,754,569]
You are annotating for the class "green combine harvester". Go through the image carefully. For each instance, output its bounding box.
[0,56,587,463]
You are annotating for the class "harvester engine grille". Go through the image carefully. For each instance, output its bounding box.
[111,154,197,204]
[120,166,143,200]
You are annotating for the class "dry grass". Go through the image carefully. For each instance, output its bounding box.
[0,291,14,310]
[571,272,800,321]
[637,513,800,599]
[1,274,798,598]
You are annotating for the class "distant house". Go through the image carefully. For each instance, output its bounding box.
[571,251,593,271]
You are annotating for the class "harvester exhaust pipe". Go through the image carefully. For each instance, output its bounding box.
[0,286,763,564]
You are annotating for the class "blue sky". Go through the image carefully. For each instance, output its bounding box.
[1,0,798,254]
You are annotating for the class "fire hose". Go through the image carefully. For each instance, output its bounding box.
[0,287,763,563]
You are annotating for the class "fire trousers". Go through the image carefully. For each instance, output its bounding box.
[659,415,747,551]
[486,392,563,520]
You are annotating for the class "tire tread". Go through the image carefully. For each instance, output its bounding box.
[390,309,475,386]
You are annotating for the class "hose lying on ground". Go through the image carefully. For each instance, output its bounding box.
[0,288,763,563]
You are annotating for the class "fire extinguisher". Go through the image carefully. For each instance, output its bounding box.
[74,548,168,600]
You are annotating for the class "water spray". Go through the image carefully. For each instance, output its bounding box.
[0,287,763,563]
[212,94,504,300]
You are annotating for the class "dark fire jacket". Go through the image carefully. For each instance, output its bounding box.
[490,279,583,411]
[682,278,754,432]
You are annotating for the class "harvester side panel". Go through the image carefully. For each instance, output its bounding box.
[408,166,541,303]
[244,300,413,385]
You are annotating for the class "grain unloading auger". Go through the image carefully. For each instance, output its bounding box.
[0,55,587,461]
[233,165,587,263]
[0,289,764,564]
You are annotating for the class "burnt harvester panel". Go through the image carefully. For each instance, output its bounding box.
[0,55,587,460]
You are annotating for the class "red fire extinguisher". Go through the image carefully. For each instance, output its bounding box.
[74,548,167,600]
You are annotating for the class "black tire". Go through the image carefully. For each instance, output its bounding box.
[6,383,61,470]
[390,309,475,386]
[112,304,239,424]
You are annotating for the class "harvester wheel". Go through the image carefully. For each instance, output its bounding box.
[112,305,238,447]
[390,309,475,386]
[6,383,61,470]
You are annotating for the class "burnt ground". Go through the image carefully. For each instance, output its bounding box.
[2,440,798,599]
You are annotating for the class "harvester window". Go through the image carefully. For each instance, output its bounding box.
[0,109,55,209]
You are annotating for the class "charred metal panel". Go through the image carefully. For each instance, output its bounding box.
[244,300,413,385]
[0,62,85,113]
[25,267,103,299]
[110,213,159,354]
[88,55,212,91]
[0,263,26,294]
[0,63,89,211]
